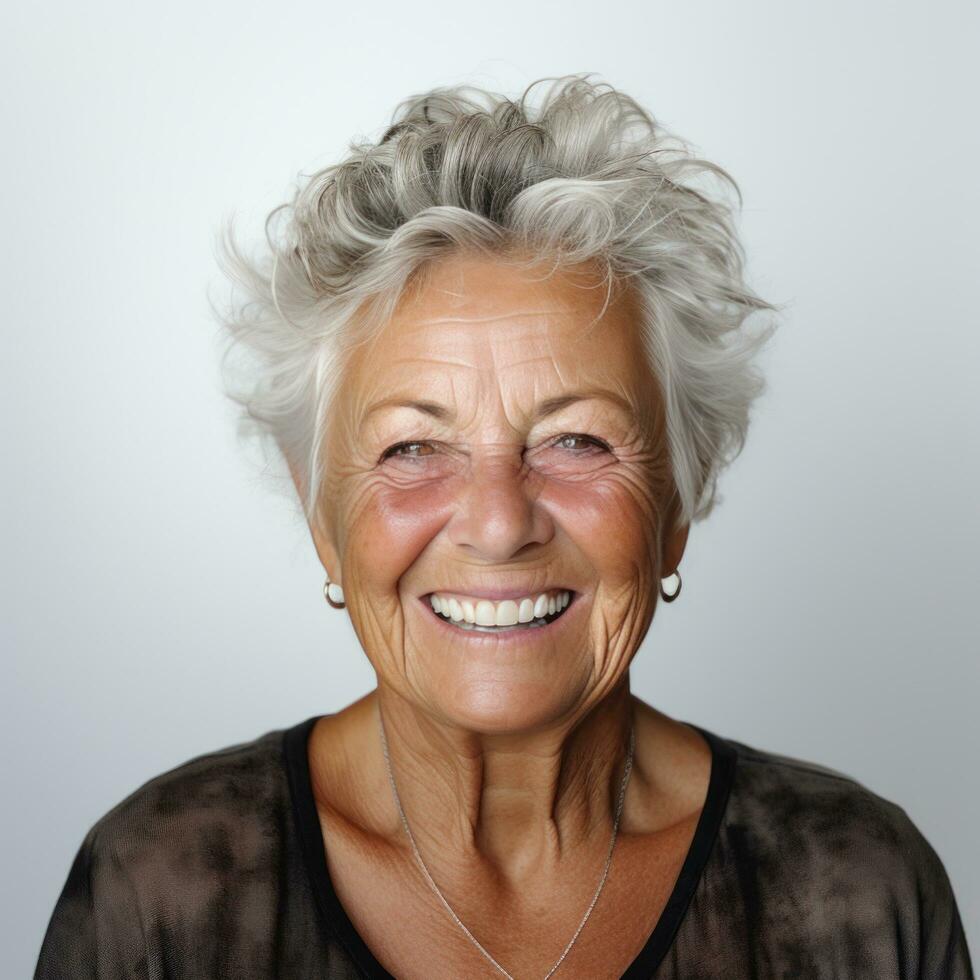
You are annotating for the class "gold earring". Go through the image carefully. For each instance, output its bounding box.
[660,569,682,603]
[323,576,346,609]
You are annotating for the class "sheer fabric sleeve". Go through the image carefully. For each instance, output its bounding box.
[901,809,975,980]
[34,823,148,980]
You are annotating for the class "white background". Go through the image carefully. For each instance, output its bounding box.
[3,0,977,973]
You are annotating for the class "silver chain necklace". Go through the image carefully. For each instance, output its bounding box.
[377,711,635,980]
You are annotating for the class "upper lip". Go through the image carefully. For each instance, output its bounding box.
[422,587,575,601]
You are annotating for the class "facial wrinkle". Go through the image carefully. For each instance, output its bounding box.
[309,252,682,886]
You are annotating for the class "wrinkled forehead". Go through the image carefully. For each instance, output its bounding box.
[397,251,609,322]
[339,253,653,415]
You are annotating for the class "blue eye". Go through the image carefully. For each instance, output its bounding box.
[553,433,610,452]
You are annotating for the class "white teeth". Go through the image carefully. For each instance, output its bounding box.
[495,600,519,627]
[430,588,573,630]
[475,601,496,626]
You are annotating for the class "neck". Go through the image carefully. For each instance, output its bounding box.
[370,680,636,887]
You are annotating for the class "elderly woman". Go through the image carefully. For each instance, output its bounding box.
[36,75,972,980]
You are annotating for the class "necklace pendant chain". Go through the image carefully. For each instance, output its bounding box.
[378,710,636,980]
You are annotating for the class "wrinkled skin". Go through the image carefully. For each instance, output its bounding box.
[310,253,686,732]
[293,252,702,950]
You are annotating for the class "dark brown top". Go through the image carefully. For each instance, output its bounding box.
[34,714,974,978]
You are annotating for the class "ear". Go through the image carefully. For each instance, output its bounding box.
[661,489,690,576]
[286,455,343,586]
[309,517,343,586]
[663,521,690,577]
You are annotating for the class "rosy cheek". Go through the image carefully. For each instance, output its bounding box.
[346,479,456,580]
[543,476,658,561]
[377,481,455,532]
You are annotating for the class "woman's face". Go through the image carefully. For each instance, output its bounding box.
[312,252,687,734]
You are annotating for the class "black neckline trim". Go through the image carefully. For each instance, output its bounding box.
[283,713,737,979]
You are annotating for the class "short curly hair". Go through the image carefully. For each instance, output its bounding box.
[213,73,780,533]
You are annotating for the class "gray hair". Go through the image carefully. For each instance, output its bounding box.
[213,73,780,533]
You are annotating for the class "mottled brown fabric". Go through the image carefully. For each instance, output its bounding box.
[35,714,974,979]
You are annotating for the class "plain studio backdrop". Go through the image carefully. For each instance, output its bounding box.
[2,0,978,974]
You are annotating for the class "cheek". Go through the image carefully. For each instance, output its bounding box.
[343,479,455,589]
[545,474,662,583]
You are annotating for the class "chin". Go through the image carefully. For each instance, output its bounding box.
[397,587,596,733]
[423,671,588,736]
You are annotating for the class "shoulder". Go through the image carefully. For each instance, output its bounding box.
[722,735,948,886]
[36,723,307,977]
[725,736,927,850]
[81,723,291,897]
[714,734,972,976]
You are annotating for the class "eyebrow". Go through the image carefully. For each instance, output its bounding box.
[364,388,635,425]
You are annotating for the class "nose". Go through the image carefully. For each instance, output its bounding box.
[446,449,555,561]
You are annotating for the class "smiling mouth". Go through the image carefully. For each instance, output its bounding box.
[425,589,575,633]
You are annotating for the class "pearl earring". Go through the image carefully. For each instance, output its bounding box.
[660,569,682,602]
[323,576,346,609]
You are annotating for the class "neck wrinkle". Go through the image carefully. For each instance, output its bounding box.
[373,680,635,886]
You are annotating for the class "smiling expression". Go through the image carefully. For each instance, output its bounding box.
[310,252,685,734]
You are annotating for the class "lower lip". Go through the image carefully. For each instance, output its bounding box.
[420,594,579,641]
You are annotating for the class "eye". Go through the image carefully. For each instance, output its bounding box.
[551,433,611,453]
[379,440,437,462]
